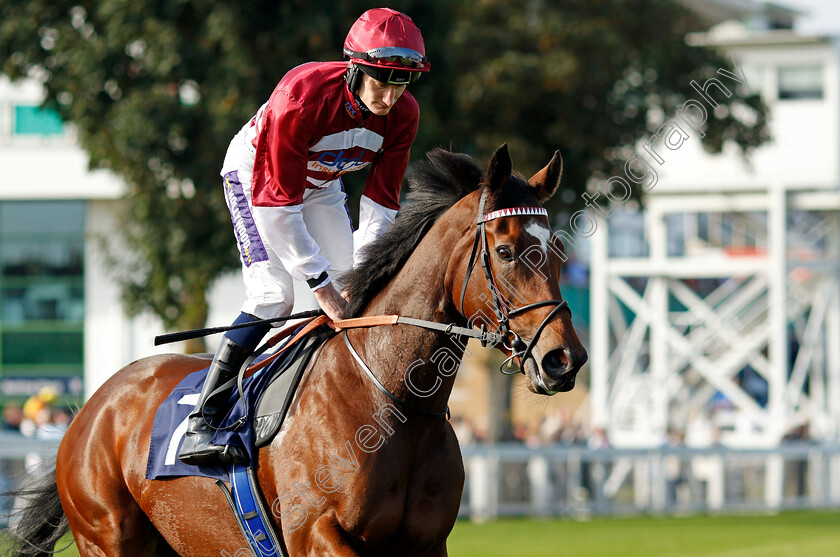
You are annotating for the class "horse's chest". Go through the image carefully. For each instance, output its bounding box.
[355,436,465,551]
[275,386,465,553]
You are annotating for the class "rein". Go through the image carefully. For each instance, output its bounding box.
[244,314,492,419]
[342,331,449,419]
[244,187,571,420]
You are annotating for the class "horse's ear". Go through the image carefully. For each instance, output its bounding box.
[486,144,512,193]
[529,150,563,203]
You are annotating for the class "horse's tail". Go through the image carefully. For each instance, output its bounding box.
[2,467,70,556]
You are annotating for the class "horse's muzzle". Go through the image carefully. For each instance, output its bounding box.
[540,346,587,393]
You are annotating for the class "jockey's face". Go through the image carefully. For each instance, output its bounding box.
[357,73,406,116]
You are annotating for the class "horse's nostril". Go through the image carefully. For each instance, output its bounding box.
[543,349,568,372]
[575,349,588,370]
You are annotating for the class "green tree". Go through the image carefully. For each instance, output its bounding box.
[0,0,442,351]
[435,0,768,213]
[426,0,769,442]
[0,0,767,358]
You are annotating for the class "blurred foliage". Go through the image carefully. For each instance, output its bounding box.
[0,0,769,343]
[435,0,769,212]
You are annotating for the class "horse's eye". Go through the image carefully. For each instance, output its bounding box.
[496,246,514,261]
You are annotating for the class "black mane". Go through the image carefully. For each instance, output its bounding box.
[341,148,538,317]
[341,149,482,317]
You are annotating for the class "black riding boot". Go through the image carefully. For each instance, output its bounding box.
[178,337,249,465]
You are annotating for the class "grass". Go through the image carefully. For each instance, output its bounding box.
[0,531,78,556]
[447,511,840,557]
[3,511,838,556]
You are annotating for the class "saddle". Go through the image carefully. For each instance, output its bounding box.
[251,330,324,446]
[145,316,332,484]
[211,315,334,458]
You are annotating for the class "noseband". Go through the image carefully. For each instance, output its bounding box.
[458,188,570,374]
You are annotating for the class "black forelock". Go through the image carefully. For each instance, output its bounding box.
[491,172,540,211]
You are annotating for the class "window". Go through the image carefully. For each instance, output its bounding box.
[13,105,64,136]
[0,201,84,405]
[778,66,824,100]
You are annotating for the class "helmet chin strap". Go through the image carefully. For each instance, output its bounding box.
[345,64,372,116]
[354,94,371,115]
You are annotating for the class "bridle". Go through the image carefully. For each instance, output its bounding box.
[458,187,570,375]
[339,186,571,418]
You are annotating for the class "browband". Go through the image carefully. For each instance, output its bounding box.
[483,206,548,222]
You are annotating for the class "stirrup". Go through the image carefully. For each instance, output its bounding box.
[179,337,251,465]
[179,432,248,466]
[219,445,248,465]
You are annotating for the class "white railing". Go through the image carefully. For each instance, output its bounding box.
[0,433,63,528]
[0,433,62,459]
[3,434,839,527]
[460,442,840,520]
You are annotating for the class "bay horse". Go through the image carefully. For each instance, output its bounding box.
[6,145,586,556]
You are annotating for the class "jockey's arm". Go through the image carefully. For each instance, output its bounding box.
[312,281,347,321]
[354,99,417,262]
[250,92,349,319]
[353,196,398,265]
[250,204,345,320]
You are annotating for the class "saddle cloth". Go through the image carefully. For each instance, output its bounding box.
[145,330,326,481]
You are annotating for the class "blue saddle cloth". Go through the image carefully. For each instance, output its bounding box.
[145,352,285,481]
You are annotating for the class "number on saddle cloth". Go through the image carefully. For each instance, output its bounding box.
[146,329,328,481]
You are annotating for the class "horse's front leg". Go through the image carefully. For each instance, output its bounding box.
[294,516,450,557]
[294,514,360,557]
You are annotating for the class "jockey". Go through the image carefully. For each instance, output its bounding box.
[179,8,430,465]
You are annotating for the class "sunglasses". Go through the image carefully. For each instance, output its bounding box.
[357,63,422,86]
[345,46,429,70]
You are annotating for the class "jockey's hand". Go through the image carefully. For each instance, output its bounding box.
[314,282,348,322]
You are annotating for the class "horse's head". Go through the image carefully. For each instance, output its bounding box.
[455,145,587,394]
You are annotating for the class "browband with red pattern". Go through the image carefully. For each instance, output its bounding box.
[483,206,548,222]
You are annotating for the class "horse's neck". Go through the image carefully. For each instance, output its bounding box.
[356,210,470,409]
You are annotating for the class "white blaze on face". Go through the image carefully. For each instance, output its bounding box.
[524,220,552,256]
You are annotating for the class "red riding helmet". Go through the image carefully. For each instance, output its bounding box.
[344,8,430,89]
